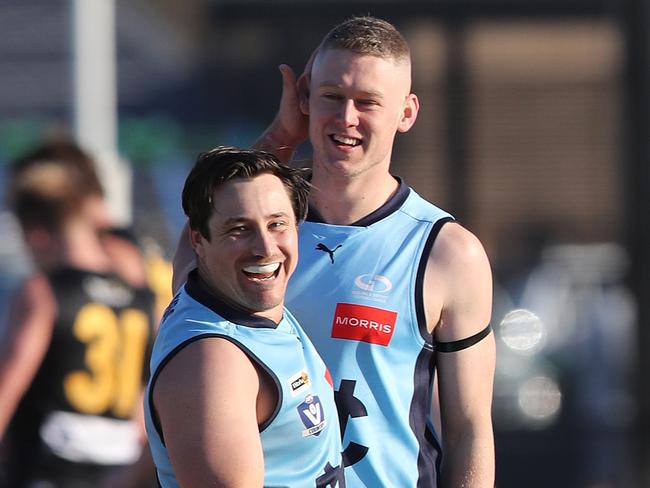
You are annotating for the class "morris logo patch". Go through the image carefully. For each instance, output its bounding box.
[331,303,397,346]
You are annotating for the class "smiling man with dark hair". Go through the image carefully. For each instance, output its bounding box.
[146,147,343,487]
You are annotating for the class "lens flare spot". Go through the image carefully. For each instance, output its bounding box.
[499,308,545,354]
[517,375,562,428]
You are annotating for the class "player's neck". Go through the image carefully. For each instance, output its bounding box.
[309,171,399,225]
[63,222,112,273]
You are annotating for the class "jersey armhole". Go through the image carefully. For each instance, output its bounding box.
[148,333,283,444]
[414,217,455,345]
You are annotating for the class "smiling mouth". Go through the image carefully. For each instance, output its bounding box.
[330,134,361,147]
[242,262,281,281]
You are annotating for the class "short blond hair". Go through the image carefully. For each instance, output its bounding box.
[320,16,410,63]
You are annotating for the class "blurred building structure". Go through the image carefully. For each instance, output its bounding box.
[0,0,648,486]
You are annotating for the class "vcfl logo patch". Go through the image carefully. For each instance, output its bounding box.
[298,395,327,437]
[331,303,397,346]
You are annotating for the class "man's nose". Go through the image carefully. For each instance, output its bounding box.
[251,229,277,257]
[337,99,359,126]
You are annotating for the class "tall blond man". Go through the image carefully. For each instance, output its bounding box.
[174,16,496,488]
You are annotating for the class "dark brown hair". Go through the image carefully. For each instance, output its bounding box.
[182,146,310,239]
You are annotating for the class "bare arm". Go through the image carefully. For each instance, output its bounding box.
[171,222,195,294]
[0,273,56,438]
[152,337,265,487]
[425,223,495,488]
[99,441,155,488]
[253,52,316,163]
[173,55,317,293]
[173,62,308,292]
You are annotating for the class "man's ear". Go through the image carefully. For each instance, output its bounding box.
[189,227,205,259]
[298,74,310,115]
[397,93,419,133]
[298,47,318,116]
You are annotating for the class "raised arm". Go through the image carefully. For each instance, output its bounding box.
[171,222,195,294]
[425,223,496,487]
[151,337,267,487]
[253,51,316,163]
[0,273,56,438]
[173,55,316,293]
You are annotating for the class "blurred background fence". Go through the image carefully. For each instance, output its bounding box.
[0,1,647,486]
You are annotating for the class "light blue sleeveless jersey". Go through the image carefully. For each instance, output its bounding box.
[145,270,344,488]
[286,179,454,487]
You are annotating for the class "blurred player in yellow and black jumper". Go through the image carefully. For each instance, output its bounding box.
[0,142,158,487]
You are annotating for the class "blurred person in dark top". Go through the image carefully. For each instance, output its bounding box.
[6,139,173,326]
[0,143,158,487]
[7,140,147,284]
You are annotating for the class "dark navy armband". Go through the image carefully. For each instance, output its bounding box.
[436,324,492,353]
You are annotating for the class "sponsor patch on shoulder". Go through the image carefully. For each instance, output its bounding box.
[288,369,311,396]
[297,395,327,437]
[331,303,397,346]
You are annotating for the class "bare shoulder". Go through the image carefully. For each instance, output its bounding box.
[425,222,493,340]
[0,272,57,380]
[429,222,490,270]
[155,337,257,398]
[15,271,50,297]
[9,272,57,325]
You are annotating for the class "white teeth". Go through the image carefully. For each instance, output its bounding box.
[243,263,280,274]
[332,135,360,146]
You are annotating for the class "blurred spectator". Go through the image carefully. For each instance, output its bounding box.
[3,138,173,324]
[8,140,145,280]
[493,241,635,488]
[0,141,160,487]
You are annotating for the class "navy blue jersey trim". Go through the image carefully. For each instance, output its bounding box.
[306,176,409,226]
[409,346,443,488]
[414,217,455,345]
[437,324,492,353]
[148,333,283,445]
[185,269,279,329]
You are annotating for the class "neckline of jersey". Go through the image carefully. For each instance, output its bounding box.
[184,269,280,329]
[306,175,409,227]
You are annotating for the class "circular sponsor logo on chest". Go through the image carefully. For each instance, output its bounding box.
[354,274,393,293]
